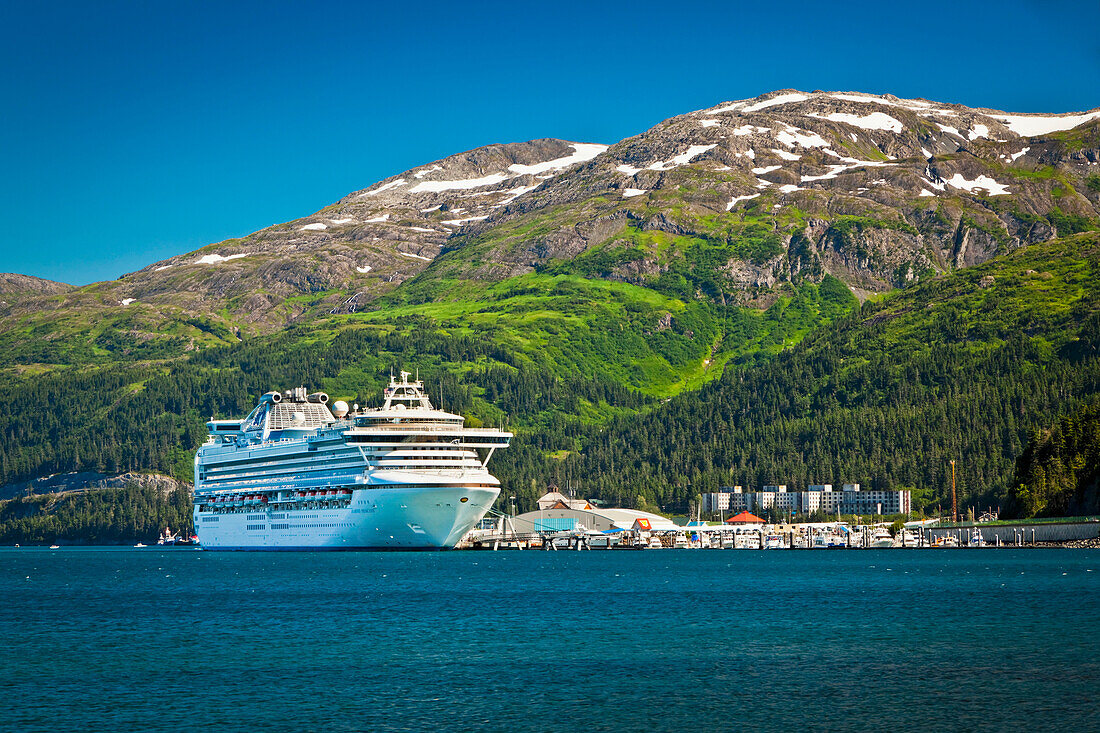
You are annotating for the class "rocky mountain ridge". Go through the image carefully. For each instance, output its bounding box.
[1,89,1098,366]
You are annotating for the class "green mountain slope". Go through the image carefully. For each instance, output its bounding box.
[491,232,1100,513]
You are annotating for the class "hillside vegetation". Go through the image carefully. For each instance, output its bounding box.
[3,91,1100,542]
[488,233,1100,513]
[1007,398,1100,517]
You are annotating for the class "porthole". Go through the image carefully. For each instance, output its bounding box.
[460,497,469,503]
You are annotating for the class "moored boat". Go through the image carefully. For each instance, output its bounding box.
[192,371,512,550]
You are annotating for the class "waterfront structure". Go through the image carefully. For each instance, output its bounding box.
[509,491,679,534]
[724,511,765,525]
[192,371,511,549]
[701,484,911,517]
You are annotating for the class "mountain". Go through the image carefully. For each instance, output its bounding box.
[3,90,1098,371]
[1,89,1099,526]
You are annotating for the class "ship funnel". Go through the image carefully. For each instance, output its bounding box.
[307,392,329,404]
[261,391,282,404]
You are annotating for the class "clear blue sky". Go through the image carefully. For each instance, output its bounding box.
[2,0,1097,285]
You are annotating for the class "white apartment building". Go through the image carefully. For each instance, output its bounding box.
[701,483,910,517]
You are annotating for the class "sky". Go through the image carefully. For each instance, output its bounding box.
[1,0,1098,285]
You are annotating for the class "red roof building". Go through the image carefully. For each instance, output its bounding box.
[725,511,766,525]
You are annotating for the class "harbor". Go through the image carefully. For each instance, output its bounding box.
[461,490,1100,551]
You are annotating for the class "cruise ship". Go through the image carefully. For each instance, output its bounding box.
[192,371,511,550]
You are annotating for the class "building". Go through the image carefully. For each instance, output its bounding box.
[510,491,680,534]
[724,511,765,525]
[701,484,911,517]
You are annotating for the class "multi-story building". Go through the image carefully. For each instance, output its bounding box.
[701,484,911,517]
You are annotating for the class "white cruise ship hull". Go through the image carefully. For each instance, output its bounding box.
[196,484,499,551]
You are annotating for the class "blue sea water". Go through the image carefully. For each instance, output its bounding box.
[1,548,1098,732]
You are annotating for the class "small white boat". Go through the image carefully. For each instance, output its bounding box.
[869,528,895,549]
[134,543,147,548]
[762,533,785,549]
[49,545,60,549]
[898,529,921,548]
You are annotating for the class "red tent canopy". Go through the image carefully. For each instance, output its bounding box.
[725,511,766,524]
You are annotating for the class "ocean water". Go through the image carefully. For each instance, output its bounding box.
[1,548,1098,732]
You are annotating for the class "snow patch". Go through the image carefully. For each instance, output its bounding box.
[301,222,328,231]
[363,214,390,224]
[921,147,932,158]
[778,184,804,193]
[398,251,433,261]
[945,173,1010,196]
[364,179,407,196]
[414,165,442,179]
[408,227,438,233]
[725,193,760,210]
[752,165,782,174]
[772,148,802,161]
[800,153,895,183]
[420,205,442,213]
[154,265,172,272]
[742,93,809,113]
[410,173,509,193]
[731,125,769,136]
[441,215,490,226]
[498,185,537,204]
[196,253,250,265]
[707,101,746,114]
[622,188,647,198]
[356,265,372,273]
[331,218,355,225]
[829,93,940,112]
[1009,147,1030,162]
[647,144,717,171]
[507,143,608,175]
[811,111,903,133]
[919,190,937,197]
[936,123,962,137]
[119,298,135,306]
[616,164,644,175]
[990,111,1100,137]
[968,123,990,140]
[699,119,721,128]
[776,127,830,148]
